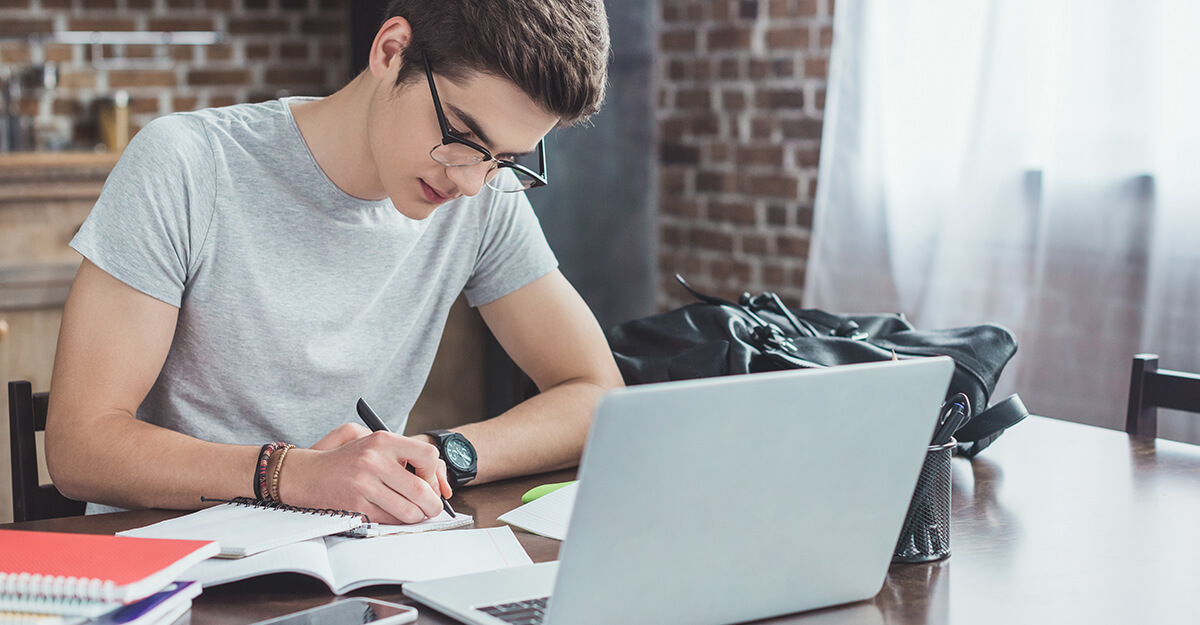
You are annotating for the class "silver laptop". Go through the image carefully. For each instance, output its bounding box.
[405,358,954,625]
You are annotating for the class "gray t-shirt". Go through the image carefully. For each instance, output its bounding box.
[71,99,557,510]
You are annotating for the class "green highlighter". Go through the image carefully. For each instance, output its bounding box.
[520,481,577,504]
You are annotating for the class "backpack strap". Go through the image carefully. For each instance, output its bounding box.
[954,394,1030,458]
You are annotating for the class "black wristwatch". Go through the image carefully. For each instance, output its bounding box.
[424,430,477,488]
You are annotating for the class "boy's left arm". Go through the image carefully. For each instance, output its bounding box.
[425,269,624,484]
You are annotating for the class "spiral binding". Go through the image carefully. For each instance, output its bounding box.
[200,496,370,524]
[0,573,118,603]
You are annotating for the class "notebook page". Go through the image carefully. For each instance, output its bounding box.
[118,502,363,557]
[348,510,474,537]
[178,539,334,589]
[497,481,579,541]
[324,527,533,592]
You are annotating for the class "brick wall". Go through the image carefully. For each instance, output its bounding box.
[2,0,837,308]
[657,0,834,310]
[0,0,348,150]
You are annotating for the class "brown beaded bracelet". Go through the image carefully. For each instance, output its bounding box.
[254,442,285,501]
[268,444,296,504]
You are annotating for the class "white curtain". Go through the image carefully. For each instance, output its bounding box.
[806,0,1200,442]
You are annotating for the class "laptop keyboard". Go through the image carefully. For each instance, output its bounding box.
[476,596,550,625]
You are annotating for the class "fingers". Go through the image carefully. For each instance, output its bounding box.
[398,438,450,514]
[355,498,423,526]
[406,456,443,499]
[402,456,453,500]
[373,464,444,522]
[292,430,450,524]
[359,432,445,521]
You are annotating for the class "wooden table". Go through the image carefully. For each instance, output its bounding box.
[6,416,1200,624]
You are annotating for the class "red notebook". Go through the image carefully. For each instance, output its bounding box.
[0,530,219,606]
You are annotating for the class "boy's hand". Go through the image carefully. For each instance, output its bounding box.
[281,425,452,524]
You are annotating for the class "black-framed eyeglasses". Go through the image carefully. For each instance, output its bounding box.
[423,52,548,193]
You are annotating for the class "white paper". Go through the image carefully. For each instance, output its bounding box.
[325,526,532,590]
[117,502,363,558]
[497,482,579,541]
[181,527,532,593]
[348,510,474,537]
[181,538,334,588]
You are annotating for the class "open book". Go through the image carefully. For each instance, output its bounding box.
[180,526,532,593]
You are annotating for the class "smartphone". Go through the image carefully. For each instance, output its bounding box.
[251,598,418,625]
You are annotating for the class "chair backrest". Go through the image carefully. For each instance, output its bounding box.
[8,380,86,522]
[1126,354,1200,439]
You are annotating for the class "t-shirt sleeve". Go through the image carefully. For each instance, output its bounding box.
[70,114,216,307]
[462,183,559,308]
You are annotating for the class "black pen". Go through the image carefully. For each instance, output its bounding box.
[356,397,456,519]
[931,395,971,446]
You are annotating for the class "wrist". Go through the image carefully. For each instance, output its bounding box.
[275,448,318,508]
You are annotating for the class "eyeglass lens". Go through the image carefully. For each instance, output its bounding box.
[429,144,541,192]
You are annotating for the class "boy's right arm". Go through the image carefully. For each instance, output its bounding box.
[44,259,448,523]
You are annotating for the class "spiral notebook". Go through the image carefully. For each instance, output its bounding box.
[117,498,472,558]
[117,499,368,559]
[0,530,218,617]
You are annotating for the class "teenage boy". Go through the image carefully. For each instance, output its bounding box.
[45,0,623,524]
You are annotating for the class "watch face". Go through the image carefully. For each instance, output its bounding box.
[444,438,475,470]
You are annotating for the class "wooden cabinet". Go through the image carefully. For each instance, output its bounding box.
[0,152,484,523]
[0,152,115,523]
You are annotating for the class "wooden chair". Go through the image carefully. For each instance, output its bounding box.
[8,380,86,521]
[1126,354,1200,439]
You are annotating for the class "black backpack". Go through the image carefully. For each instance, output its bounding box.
[606,276,1028,457]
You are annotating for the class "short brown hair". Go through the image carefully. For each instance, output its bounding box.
[384,0,610,125]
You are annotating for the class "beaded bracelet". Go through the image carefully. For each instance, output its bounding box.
[254,442,285,501]
[268,444,296,504]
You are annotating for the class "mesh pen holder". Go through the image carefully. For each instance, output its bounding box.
[892,438,955,563]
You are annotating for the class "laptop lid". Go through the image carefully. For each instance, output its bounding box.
[404,358,953,625]
[546,357,953,625]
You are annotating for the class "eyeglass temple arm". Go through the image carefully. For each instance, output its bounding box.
[423,52,454,143]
